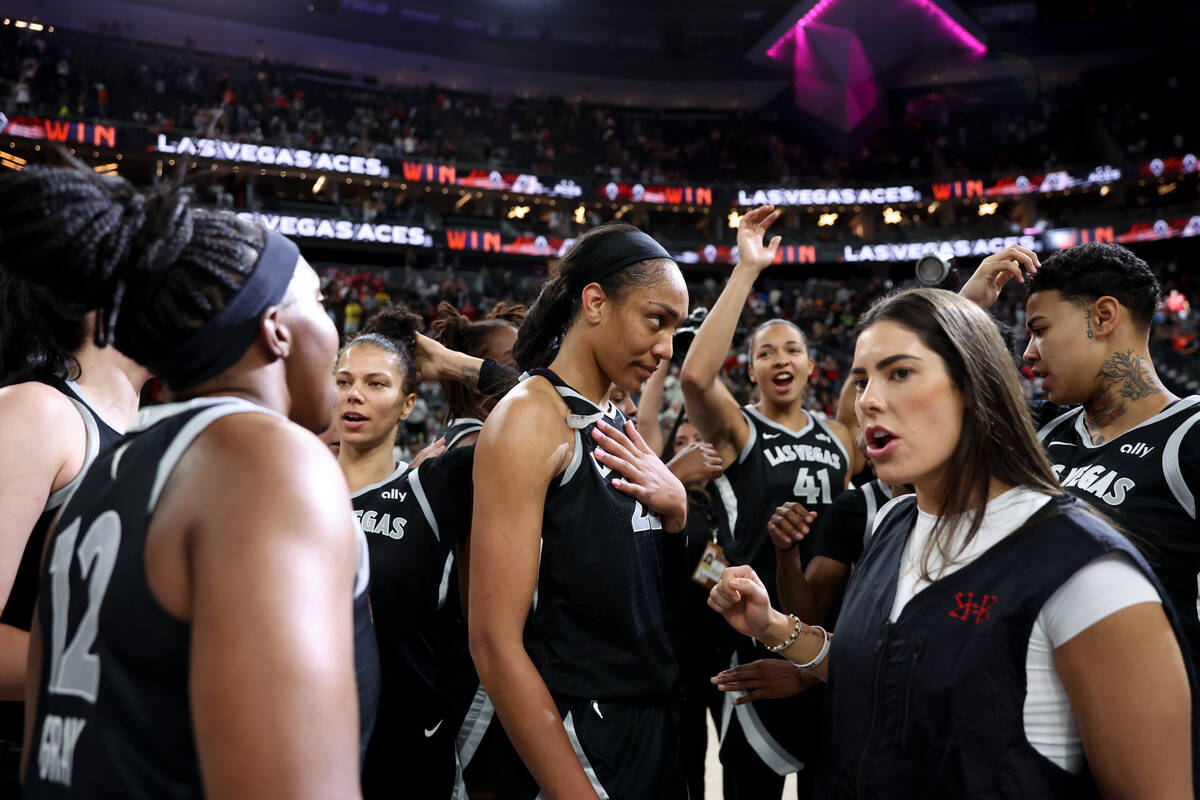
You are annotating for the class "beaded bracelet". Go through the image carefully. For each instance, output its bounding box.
[764,614,802,653]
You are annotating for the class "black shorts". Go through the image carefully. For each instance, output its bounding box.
[362,701,456,800]
[492,697,688,800]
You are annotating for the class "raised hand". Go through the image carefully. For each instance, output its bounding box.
[960,245,1041,310]
[666,441,724,486]
[711,658,820,705]
[708,564,779,641]
[592,418,687,533]
[735,205,783,273]
[768,501,817,551]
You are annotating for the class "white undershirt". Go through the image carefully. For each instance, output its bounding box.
[876,487,1160,773]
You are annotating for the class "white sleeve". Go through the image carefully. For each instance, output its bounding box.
[1039,552,1161,648]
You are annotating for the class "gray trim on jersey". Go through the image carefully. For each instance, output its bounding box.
[436,551,454,610]
[534,712,610,800]
[1069,395,1200,450]
[860,481,895,548]
[408,466,441,542]
[813,412,850,469]
[736,409,758,465]
[1164,408,1200,520]
[64,379,124,434]
[109,441,132,481]
[1037,406,1081,443]
[146,399,278,513]
[718,651,804,776]
[456,685,495,768]
[531,537,544,612]
[444,417,485,449]
[744,404,815,438]
[713,475,738,541]
[869,494,917,541]
[353,523,371,599]
[45,396,102,512]
[349,463,408,500]
[560,430,585,486]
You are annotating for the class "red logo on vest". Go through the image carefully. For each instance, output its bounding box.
[948,592,998,624]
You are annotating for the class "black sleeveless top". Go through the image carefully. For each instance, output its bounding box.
[1038,396,1200,665]
[22,398,378,798]
[0,380,121,747]
[522,368,677,701]
[721,405,849,604]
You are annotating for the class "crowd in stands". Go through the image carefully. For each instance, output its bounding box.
[4,24,1195,187]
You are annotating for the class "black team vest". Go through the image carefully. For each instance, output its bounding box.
[819,494,1196,800]
[522,368,677,701]
[22,398,378,798]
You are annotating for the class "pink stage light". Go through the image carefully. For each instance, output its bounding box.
[766,0,986,60]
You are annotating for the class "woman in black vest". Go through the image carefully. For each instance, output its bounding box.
[470,222,691,799]
[710,287,1193,799]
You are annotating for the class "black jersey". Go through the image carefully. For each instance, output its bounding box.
[522,368,677,701]
[442,416,484,449]
[811,478,895,569]
[0,380,121,748]
[22,398,378,799]
[1038,395,1200,662]
[355,446,474,800]
[722,405,850,602]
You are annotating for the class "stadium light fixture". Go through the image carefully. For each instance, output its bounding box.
[978,202,997,216]
[728,209,743,229]
[507,205,531,219]
[573,205,587,225]
[312,175,326,194]
[882,207,902,224]
[818,212,838,227]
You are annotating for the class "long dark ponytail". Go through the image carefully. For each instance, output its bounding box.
[0,270,89,387]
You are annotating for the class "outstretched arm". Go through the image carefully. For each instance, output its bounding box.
[679,205,782,467]
[635,361,669,457]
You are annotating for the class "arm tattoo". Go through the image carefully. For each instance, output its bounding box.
[457,363,480,388]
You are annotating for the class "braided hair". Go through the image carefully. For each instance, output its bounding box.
[0,165,266,374]
[344,303,423,395]
[513,222,671,371]
[431,300,525,418]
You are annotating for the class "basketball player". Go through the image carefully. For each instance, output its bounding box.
[3,166,373,798]
[334,304,468,799]
[680,204,856,798]
[470,222,690,798]
[711,287,1192,798]
[0,271,147,791]
[430,300,524,450]
[963,242,1200,663]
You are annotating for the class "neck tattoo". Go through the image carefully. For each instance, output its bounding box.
[1083,349,1162,443]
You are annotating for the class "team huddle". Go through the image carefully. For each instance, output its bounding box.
[1,165,1198,799]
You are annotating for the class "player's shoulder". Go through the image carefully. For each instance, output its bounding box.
[0,380,80,429]
[482,376,568,437]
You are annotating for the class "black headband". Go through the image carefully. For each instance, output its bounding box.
[585,230,673,283]
[148,230,299,389]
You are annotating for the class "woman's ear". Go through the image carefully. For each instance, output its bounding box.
[580,282,608,325]
[260,305,291,359]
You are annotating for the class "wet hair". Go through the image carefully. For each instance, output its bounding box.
[855,288,1060,579]
[1028,242,1161,330]
[342,303,422,396]
[513,222,673,371]
[0,269,89,387]
[0,165,267,374]
[431,300,525,418]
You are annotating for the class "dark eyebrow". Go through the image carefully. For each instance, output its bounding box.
[850,354,922,374]
[335,370,393,380]
[1026,315,1046,327]
[756,340,802,350]
[650,301,682,321]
